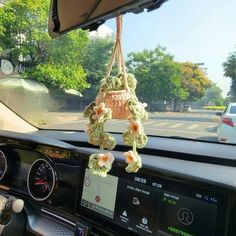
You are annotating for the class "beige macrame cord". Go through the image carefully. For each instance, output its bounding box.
[106,16,128,90]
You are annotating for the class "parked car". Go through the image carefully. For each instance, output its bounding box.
[217,103,236,143]
[182,105,191,112]
[173,106,183,112]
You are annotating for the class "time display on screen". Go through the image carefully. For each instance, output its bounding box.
[80,169,226,236]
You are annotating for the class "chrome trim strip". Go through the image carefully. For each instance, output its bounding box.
[41,208,76,227]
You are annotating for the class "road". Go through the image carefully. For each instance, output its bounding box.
[41,109,220,142]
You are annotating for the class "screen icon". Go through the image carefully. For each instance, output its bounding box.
[142,217,148,225]
[177,208,194,225]
[133,197,140,205]
[84,177,90,187]
[122,210,128,217]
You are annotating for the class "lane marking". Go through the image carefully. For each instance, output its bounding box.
[143,121,156,125]
[169,123,183,129]
[186,124,199,130]
[207,125,217,129]
[153,122,169,127]
[109,120,127,125]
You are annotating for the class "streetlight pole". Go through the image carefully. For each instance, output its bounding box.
[195,62,207,75]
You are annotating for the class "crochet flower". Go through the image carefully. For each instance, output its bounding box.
[124,150,137,164]
[92,103,108,122]
[128,119,142,135]
[98,152,114,168]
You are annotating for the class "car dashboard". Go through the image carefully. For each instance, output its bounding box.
[0,130,235,236]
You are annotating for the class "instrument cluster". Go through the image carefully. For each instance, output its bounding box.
[27,159,57,201]
[0,146,58,202]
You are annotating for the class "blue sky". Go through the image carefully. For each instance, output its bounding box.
[106,0,236,97]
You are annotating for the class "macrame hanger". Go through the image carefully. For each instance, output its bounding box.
[106,16,129,90]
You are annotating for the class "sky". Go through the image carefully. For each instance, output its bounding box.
[103,0,236,97]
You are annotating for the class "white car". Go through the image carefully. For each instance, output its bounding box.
[217,103,236,143]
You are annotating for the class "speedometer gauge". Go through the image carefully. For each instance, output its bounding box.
[27,159,57,201]
[0,150,7,181]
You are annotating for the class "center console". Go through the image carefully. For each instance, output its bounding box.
[78,167,227,236]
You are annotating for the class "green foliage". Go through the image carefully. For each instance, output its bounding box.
[223,50,236,79]
[180,62,211,101]
[0,0,50,65]
[24,63,88,90]
[81,37,114,102]
[127,46,188,109]
[0,0,89,91]
[127,47,212,110]
[196,83,223,107]
[223,50,236,101]
[214,99,223,106]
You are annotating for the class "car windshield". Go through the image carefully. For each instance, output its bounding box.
[229,106,236,114]
[0,0,236,144]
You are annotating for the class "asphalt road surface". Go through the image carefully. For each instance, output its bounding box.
[41,109,220,142]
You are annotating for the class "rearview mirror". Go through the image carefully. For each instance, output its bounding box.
[48,0,168,38]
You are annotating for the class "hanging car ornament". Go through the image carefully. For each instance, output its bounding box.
[84,16,148,177]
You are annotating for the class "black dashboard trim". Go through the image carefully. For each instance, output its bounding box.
[35,130,236,167]
[0,130,236,235]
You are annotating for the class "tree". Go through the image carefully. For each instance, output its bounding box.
[127,46,188,110]
[180,62,211,101]
[196,83,223,107]
[223,50,236,101]
[0,0,89,91]
[81,36,114,104]
[25,30,89,91]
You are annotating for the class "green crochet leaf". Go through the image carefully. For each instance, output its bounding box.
[102,132,116,150]
[122,131,135,147]
[84,102,96,117]
[136,133,148,148]
[128,98,148,121]
[88,154,112,177]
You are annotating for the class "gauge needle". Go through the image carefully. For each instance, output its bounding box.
[35,180,47,185]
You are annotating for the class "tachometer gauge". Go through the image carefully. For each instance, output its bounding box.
[0,150,7,181]
[27,159,57,201]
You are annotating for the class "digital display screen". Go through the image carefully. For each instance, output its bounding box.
[81,168,118,219]
[80,169,225,236]
[158,191,217,236]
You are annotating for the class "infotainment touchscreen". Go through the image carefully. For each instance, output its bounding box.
[81,168,118,219]
[80,168,226,236]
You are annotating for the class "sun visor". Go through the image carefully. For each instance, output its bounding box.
[48,0,168,38]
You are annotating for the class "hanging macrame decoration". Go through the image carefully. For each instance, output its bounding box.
[84,16,148,177]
